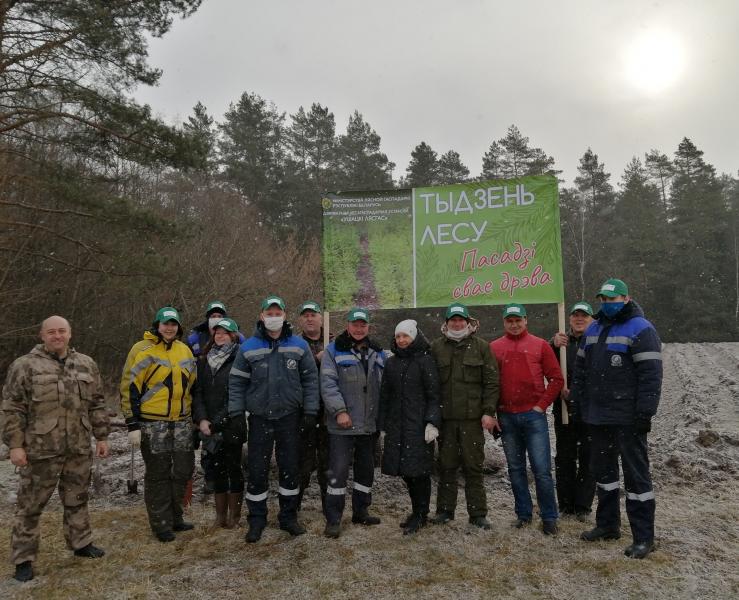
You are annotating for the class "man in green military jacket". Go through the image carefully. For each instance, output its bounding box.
[430,303,500,529]
[1,316,110,582]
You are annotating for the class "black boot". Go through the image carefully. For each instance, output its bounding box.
[13,561,33,582]
[246,521,266,543]
[625,541,656,559]
[73,543,105,558]
[581,526,621,541]
[403,513,427,535]
[280,521,307,536]
[352,509,380,525]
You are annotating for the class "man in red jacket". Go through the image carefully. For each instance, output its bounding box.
[490,303,564,535]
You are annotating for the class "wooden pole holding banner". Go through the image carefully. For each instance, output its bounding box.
[557,302,569,425]
[323,311,330,349]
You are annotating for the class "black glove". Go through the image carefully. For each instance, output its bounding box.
[301,414,317,432]
[210,416,230,434]
[634,414,652,434]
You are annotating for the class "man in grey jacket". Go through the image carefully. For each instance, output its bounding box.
[320,307,386,538]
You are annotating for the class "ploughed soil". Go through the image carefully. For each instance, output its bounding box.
[0,343,737,599]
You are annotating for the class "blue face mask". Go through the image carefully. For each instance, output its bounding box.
[600,302,625,318]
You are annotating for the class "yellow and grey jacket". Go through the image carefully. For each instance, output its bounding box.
[122,331,196,430]
[1,344,110,458]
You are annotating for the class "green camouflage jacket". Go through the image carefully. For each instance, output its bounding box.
[1,344,110,458]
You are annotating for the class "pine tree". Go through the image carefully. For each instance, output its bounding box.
[405,142,439,187]
[479,125,558,180]
[219,92,286,225]
[644,149,674,211]
[610,158,668,317]
[562,148,616,298]
[667,138,730,339]
[437,150,470,185]
[335,111,394,190]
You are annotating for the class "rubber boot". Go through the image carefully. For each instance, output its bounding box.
[214,493,228,528]
[227,492,243,528]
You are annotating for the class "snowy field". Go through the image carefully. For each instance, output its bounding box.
[0,343,737,599]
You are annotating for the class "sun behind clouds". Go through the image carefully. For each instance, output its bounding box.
[623,29,686,95]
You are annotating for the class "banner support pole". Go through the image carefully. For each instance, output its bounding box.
[557,302,569,425]
[323,311,330,349]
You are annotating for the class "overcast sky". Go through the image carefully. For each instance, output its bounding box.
[135,0,739,185]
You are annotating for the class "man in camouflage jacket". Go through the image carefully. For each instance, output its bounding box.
[1,316,110,582]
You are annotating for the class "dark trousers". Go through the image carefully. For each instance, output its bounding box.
[212,443,245,494]
[589,424,656,543]
[141,445,194,535]
[436,419,487,518]
[325,434,375,524]
[554,419,595,513]
[403,475,431,518]
[299,421,329,505]
[245,413,301,527]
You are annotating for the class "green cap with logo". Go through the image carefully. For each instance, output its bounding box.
[206,300,227,316]
[502,303,527,318]
[260,295,286,311]
[596,278,629,298]
[444,303,470,320]
[346,307,370,322]
[154,306,182,325]
[213,317,238,333]
[570,301,594,316]
[299,300,322,314]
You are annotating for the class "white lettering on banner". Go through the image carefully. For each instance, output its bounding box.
[421,185,535,215]
[419,221,488,246]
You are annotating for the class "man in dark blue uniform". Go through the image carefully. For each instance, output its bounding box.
[571,279,663,559]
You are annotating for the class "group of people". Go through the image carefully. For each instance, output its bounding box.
[0,277,663,583]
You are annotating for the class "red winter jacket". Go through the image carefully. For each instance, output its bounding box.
[489,330,564,414]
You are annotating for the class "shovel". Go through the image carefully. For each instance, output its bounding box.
[127,446,138,494]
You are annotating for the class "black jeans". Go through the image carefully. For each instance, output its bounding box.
[403,475,431,517]
[554,419,595,513]
[589,424,655,543]
[325,434,375,524]
[245,413,301,527]
[212,442,244,494]
[299,421,329,500]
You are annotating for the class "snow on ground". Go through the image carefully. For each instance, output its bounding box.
[0,343,737,599]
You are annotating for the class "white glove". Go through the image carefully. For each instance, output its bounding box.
[128,430,141,448]
[424,423,439,444]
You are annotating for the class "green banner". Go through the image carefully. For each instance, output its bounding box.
[322,175,563,310]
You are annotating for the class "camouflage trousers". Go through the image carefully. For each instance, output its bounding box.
[11,452,93,564]
[140,420,194,535]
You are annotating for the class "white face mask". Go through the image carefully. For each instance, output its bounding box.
[445,325,470,341]
[208,317,221,330]
[263,316,284,332]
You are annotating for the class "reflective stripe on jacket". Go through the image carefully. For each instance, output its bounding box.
[321,335,385,435]
[126,332,196,426]
[228,324,319,420]
[570,300,662,425]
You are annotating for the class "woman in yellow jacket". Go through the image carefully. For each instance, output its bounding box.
[122,307,197,542]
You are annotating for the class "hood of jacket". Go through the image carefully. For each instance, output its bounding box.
[335,329,383,353]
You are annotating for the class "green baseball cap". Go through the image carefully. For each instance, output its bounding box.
[502,303,527,318]
[212,317,238,333]
[570,301,594,316]
[206,300,227,316]
[299,300,322,314]
[154,306,182,325]
[260,295,286,311]
[444,303,470,320]
[596,278,629,298]
[346,307,370,322]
